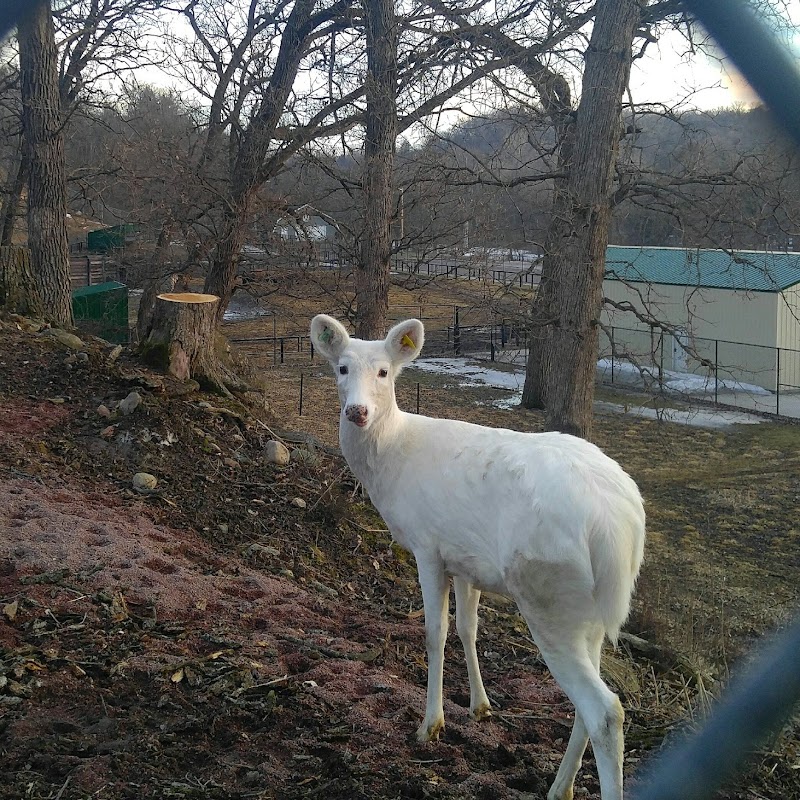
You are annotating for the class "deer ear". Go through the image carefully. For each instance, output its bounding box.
[386,319,424,366]
[310,314,350,362]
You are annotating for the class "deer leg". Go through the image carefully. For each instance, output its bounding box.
[416,557,450,742]
[547,624,605,800]
[515,595,624,800]
[453,576,492,720]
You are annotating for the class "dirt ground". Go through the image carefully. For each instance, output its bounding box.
[0,307,799,800]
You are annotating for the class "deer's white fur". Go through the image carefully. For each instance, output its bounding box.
[310,314,645,800]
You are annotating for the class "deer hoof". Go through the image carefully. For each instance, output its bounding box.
[416,717,445,742]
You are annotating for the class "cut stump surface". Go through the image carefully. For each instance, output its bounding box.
[141,291,222,387]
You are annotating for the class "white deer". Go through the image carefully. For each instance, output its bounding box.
[310,314,646,800]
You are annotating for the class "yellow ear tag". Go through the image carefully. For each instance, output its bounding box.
[401,334,415,349]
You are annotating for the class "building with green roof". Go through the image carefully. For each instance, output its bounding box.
[602,246,800,392]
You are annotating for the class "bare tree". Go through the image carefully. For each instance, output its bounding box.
[1,0,166,252]
[355,0,396,338]
[519,0,646,437]
[0,58,24,247]
[202,0,350,325]
[158,0,522,339]
[17,0,72,325]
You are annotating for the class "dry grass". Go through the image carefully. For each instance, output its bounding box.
[224,267,529,342]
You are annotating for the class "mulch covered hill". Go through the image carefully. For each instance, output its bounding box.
[0,314,605,800]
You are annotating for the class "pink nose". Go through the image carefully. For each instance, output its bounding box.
[345,405,368,426]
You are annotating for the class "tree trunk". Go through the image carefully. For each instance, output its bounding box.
[0,245,42,317]
[204,210,247,326]
[521,0,644,438]
[521,121,577,412]
[202,0,318,326]
[355,0,397,339]
[18,0,73,328]
[135,273,177,343]
[0,150,29,248]
[140,292,234,394]
[135,221,177,342]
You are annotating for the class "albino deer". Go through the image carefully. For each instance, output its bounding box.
[310,314,646,800]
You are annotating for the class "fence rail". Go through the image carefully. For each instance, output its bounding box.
[389,255,540,287]
[599,325,800,418]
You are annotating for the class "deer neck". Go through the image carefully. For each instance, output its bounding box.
[339,401,408,489]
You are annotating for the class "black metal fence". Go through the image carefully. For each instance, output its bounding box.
[389,254,540,287]
[228,307,530,367]
[229,311,800,418]
[600,325,800,418]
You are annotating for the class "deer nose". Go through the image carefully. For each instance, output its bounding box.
[345,404,369,427]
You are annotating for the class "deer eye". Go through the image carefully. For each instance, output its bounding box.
[339,365,348,375]
[378,368,388,378]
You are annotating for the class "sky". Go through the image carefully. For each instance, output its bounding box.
[630,3,800,111]
[128,2,800,119]
[630,29,761,110]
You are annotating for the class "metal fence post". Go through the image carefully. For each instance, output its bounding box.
[776,347,781,416]
[85,257,91,286]
[715,339,719,405]
[611,326,615,384]
[299,373,304,416]
[454,308,461,355]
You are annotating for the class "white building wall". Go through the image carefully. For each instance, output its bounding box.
[602,280,781,391]
[777,285,800,389]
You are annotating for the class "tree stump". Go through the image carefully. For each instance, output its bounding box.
[0,245,42,317]
[140,292,231,393]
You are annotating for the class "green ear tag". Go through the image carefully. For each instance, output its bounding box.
[401,333,415,349]
[320,327,333,344]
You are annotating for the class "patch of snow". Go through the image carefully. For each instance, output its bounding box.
[596,358,771,396]
[224,297,273,321]
[665,374,771,396]
[412,358,523,391]
[412,356,772,427]
[594,402,764,429]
